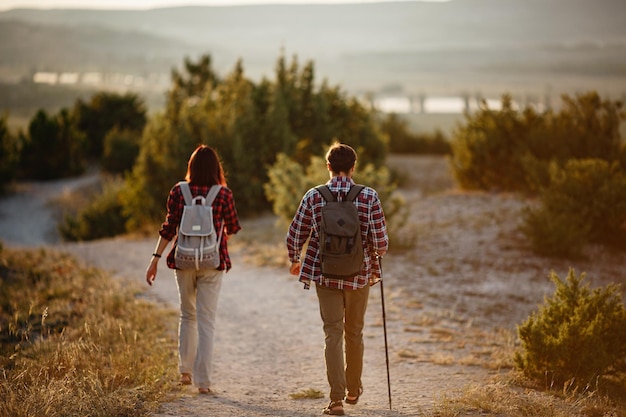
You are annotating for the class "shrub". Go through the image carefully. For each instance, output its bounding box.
[515,269,626,390]
[124,54,388,229]
[72,92,146,159]
[264,153,316,223]
[265,153,398,221]
[0,114,19,193]
[19,109,85,180]
[522,159,626,257]
[101,127,141,174]
[59,177,129,241]
[264,153,412,248]
[381,113,450,155]
[450,92,626,193]
[450,95,536,191]
[410,130,451,155]
[521,204,590,259]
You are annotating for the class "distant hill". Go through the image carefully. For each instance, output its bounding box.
[1,0,625,96]
[0,19,196,75]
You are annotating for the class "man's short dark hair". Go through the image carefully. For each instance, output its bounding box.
[326,143,357,174]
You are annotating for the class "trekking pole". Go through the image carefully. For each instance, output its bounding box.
[377,254,392,410]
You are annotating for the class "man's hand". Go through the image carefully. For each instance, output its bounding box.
[289,261,301,276]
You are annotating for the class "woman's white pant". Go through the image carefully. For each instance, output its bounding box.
[175,268,223,389]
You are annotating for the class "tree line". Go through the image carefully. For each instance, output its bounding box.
[1,54,420,241]
[1,53,625,258]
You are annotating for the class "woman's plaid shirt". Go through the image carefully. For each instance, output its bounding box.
[159,182,242,271]
[286,176,389,290]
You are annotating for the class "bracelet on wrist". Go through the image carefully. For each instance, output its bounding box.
[152,253,161,258]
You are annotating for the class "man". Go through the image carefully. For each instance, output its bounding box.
[286,143,389,416]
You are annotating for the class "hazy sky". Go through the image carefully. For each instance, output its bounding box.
[0,0,449,11]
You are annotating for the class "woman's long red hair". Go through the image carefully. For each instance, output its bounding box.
[185,145,227,187]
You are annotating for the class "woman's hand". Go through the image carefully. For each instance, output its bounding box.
[146,259,158,286]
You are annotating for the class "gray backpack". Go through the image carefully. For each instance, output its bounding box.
[174,181,223,270]
[316,184,365,279]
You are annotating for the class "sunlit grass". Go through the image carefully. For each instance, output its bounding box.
[431,378,625,417]
[289,387,325,399]
[0,244,179,417]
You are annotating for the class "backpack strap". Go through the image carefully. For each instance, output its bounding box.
[204,185,222,206]
[346,185,364,202]
[179,182,222,207]
[178,181,193,205]
[316,184,364,202]
[205,185,224,243]
[316,185,335,202]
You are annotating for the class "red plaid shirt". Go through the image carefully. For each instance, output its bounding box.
[286,176,389,290]
[159,182,242,271]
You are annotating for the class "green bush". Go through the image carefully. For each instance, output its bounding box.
[0,114,19,193]
[450,95,537,191]
[521,205,590,259]
[515,269,626,389]
[123,54,388,229]
[19,109,85,180]
[72,92,146,159]
[59,177,128,241]
[264,153,317,222]
[101,127,141,174]
[450,92,626,193]
[409,130,451,155]
[522,159,626,257]
[264,153,413,248]
[381,113,450,155]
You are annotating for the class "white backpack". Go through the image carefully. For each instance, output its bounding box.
[174,181,223,270]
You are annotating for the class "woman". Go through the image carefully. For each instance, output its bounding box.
[145,145,241,394]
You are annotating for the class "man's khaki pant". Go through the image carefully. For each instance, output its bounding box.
[315,283,370,402]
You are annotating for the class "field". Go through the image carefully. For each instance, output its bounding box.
[1,154,626,416]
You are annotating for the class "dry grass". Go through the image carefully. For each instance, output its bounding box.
[289,388,325,399]
[432,379,625,417]
[0,245,180,417]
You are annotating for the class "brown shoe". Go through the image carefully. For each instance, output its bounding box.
[180,373,192,385]
[345,387,363,405]
[198,387,212,395]
[323,400,344,415]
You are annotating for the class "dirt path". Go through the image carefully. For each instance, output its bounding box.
[3,155,624,416]
[0,171,100,246]
[54,236,492,417]
[0,165,493,416]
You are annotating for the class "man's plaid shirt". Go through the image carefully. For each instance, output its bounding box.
[286,176,389,290]
[159,182,241,271]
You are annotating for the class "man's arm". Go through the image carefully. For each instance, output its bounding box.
[286,191,314,289]
[369,193,389,256]
[286,192,313,263]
